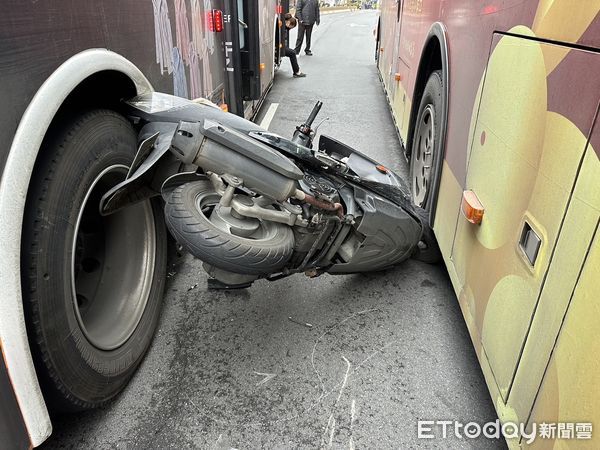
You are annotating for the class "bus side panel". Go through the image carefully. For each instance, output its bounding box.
[437,1,537,186]
[0,0,227,175]
[379,0,597,231]
[377,0,397,94]
[378,0,443,145]
[522,147,600,448]
[530,1,600,52]
[439,1,598,193]
[434,0,597,263]
[509,131,600,428]
[451,31,600,401]
[377,0,403,137]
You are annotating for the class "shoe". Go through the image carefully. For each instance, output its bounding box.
[293,72,306,78]
[305,50,313,56]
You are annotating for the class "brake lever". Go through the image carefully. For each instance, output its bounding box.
[313,117,330,137]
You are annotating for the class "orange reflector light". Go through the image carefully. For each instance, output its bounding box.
[220,103,228,112]
[259,63,266,71]
[394,72,402,81]
[279,43,283,48]
[376,164,389,174]
[380,47,384,52]
[461,190,484,225]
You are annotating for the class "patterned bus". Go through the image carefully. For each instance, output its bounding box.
[376,0,599,447]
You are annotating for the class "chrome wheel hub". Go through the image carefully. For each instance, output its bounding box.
[412,104,435,207]
[71,165,156,351]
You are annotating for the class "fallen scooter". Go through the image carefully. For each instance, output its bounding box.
[101,93,427,288]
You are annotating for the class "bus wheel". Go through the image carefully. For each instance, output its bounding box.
[409,70,443,263]
[21,109,167,412]
[413,207,442,264]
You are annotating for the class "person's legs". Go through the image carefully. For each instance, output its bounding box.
[284,47,300,74]
[294,22,306,54]
[304,24,314,53]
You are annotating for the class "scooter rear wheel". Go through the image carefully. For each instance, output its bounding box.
[165,181,294,275]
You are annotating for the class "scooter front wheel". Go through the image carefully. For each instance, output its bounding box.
[165,181,294,275]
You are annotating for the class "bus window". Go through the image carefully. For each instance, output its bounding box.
[238,0,246,49]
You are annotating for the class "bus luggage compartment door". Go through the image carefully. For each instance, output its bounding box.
[450,31,600,404]
[512,119,600,433]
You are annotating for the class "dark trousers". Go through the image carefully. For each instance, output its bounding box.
[284,47,300,73]
[294,22,314,53]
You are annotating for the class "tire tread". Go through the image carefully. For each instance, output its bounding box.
[165,181,294,275]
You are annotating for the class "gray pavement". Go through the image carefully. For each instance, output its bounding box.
[43,10,505,450]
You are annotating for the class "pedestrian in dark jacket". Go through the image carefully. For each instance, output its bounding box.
[294,0,320,55]
[283,14,306,77]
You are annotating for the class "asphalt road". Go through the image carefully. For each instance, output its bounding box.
[44,10,505,450]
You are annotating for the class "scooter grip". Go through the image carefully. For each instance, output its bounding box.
[305,101,323,127]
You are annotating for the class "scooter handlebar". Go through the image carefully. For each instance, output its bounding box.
[304,101,323,128]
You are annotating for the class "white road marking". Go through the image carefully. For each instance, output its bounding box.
[259,102,279,130]
[320,356,352,449]
[254,371,277,386]
[349,399,356,450]
[311,308,379,401]
[321,416,336,449]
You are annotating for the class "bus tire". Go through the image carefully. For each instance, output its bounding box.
[412,208,442,264]
[21,109,167,412]
[409,70,444,263]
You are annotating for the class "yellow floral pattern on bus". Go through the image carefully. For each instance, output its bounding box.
[453,5,600,445]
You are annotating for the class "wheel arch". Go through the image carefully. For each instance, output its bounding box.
[0,49,152,447]
[406,22,449,224]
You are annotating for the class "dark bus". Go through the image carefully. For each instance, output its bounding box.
[0,1,283,446]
